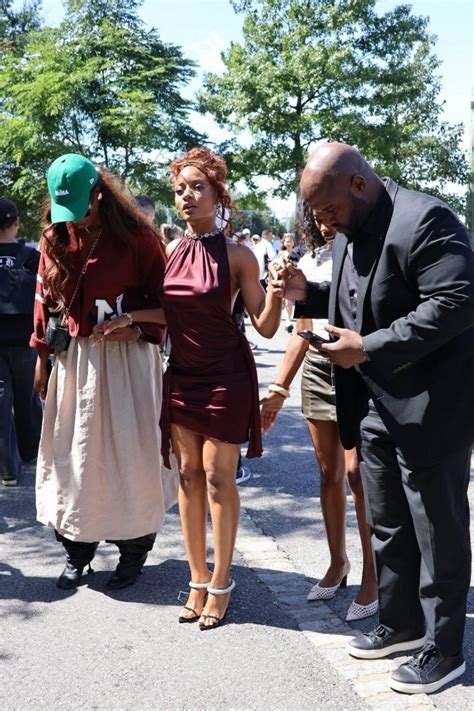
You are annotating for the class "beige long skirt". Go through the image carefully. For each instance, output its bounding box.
[36,337,179,542]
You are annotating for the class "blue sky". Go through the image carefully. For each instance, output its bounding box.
[14,0,474,216]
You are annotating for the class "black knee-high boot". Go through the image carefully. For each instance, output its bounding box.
[55,531,99,590]
[106,533,156,590]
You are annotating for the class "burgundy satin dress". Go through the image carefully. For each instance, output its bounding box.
[159,231,262,468]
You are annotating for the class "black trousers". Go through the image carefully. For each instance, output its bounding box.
[55,531,156,574]
[359,402,471,657]
[0,346,42,478]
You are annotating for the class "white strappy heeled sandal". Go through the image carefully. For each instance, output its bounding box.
[178,580,210,624]
[199,579,236,631]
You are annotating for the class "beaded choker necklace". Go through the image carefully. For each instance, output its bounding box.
[185,229,223,241]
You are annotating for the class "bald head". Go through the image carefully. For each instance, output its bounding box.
[301,143,375,199]
[300,143,383,237]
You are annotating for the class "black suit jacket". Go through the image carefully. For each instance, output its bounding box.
[299,180,474,467]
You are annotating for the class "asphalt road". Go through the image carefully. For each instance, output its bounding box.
[0,321,472,710]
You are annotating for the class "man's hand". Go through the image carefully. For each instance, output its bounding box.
[269,259,308,301]
[318,325,368,368]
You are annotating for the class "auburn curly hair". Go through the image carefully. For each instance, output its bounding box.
[170,147,234,232]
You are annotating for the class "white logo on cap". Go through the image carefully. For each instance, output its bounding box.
[89,178,95,184]
[55,189,70,196]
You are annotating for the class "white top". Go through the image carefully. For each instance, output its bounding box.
[297,245,333,340]
[253,239,277,280]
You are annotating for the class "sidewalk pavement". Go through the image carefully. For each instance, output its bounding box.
[0,321,472,710]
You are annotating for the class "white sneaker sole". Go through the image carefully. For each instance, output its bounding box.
[348,636,426,660]
[389,661,465,694]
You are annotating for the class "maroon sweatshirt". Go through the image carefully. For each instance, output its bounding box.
[31,227,165,353]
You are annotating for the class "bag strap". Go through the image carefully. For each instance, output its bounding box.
[64,228,103,318]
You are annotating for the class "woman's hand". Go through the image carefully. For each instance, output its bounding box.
[92,323,140,342]
[260,390,286,432]
[96,315,130,336]
[34,356,49,401]
[270,260,308,301]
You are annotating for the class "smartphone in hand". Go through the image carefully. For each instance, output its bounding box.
[297,329,331,346]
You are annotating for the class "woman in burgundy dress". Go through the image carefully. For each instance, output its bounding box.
[105,148,281,629]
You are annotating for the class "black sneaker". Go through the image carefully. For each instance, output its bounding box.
[2,474,17,487]
[390,644,465,694]
[348,624,425,660]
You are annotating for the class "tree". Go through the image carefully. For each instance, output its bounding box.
[199,0,468,216]
[0,0,41,52]
[0,0,202,237]
[232,191,286,234]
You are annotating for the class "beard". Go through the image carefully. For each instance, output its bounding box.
[343,193,370,238]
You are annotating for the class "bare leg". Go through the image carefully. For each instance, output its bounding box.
[345,448,378,605]
[306,418,350,586]
[200,438,241,627]
[171,424,211,620]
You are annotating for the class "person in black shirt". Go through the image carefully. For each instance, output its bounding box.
[0,199,42,486]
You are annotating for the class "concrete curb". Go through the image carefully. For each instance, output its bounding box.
[235,508,435,711]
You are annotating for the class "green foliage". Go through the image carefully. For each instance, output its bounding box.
[0,0,41,52]
[0,0,202,237]
[233,210,285,236]
[200,0,468,215]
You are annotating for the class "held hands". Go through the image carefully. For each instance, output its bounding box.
[318,326,368,369]
[269,259,308,301]
[93,318,140,343]
[260,391,286,432]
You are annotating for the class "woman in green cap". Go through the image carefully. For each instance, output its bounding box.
[32,154,179,591]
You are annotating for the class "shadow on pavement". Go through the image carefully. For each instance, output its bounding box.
[96,559,306,631]
[0,556,312,633]
[0,561,79,619]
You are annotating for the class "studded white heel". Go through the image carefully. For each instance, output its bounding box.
[307,574,348,601]
[345,598,379,621]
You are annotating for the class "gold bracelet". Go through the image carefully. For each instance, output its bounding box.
[123,311,133,326]
[268,383,290,398]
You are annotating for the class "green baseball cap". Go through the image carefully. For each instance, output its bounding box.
[47,153,98,223]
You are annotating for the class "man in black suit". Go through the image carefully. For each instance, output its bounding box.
[277,143,473,695]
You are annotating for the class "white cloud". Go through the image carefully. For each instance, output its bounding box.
[188,31,228,74]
